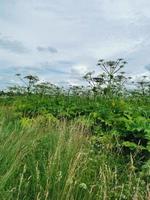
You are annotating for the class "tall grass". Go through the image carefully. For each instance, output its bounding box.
[0,112,149,200]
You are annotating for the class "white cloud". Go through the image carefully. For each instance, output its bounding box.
[88,38,144,60]
[71,65,89,76]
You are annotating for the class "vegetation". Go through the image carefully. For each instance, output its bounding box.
[0,59,150,199]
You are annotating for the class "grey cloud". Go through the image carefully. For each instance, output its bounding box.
[0,37,29,54]
[37,46,58,53]
[145,64,150,71]
[57,60,75,65]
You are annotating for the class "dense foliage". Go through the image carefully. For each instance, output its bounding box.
[0,59,150,199]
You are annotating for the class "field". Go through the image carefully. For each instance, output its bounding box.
[0,93,150,200]
[0,60,150,199]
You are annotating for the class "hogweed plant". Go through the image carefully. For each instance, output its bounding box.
[0,58,149,199]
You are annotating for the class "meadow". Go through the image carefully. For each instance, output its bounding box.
[0,59,150,199]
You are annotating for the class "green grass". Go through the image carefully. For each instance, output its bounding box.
[0,111,149,200]
[1,58,150,199]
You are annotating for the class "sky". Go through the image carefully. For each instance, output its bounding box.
[0,0,150,89]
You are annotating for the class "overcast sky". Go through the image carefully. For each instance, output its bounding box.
[0,0,150,88]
